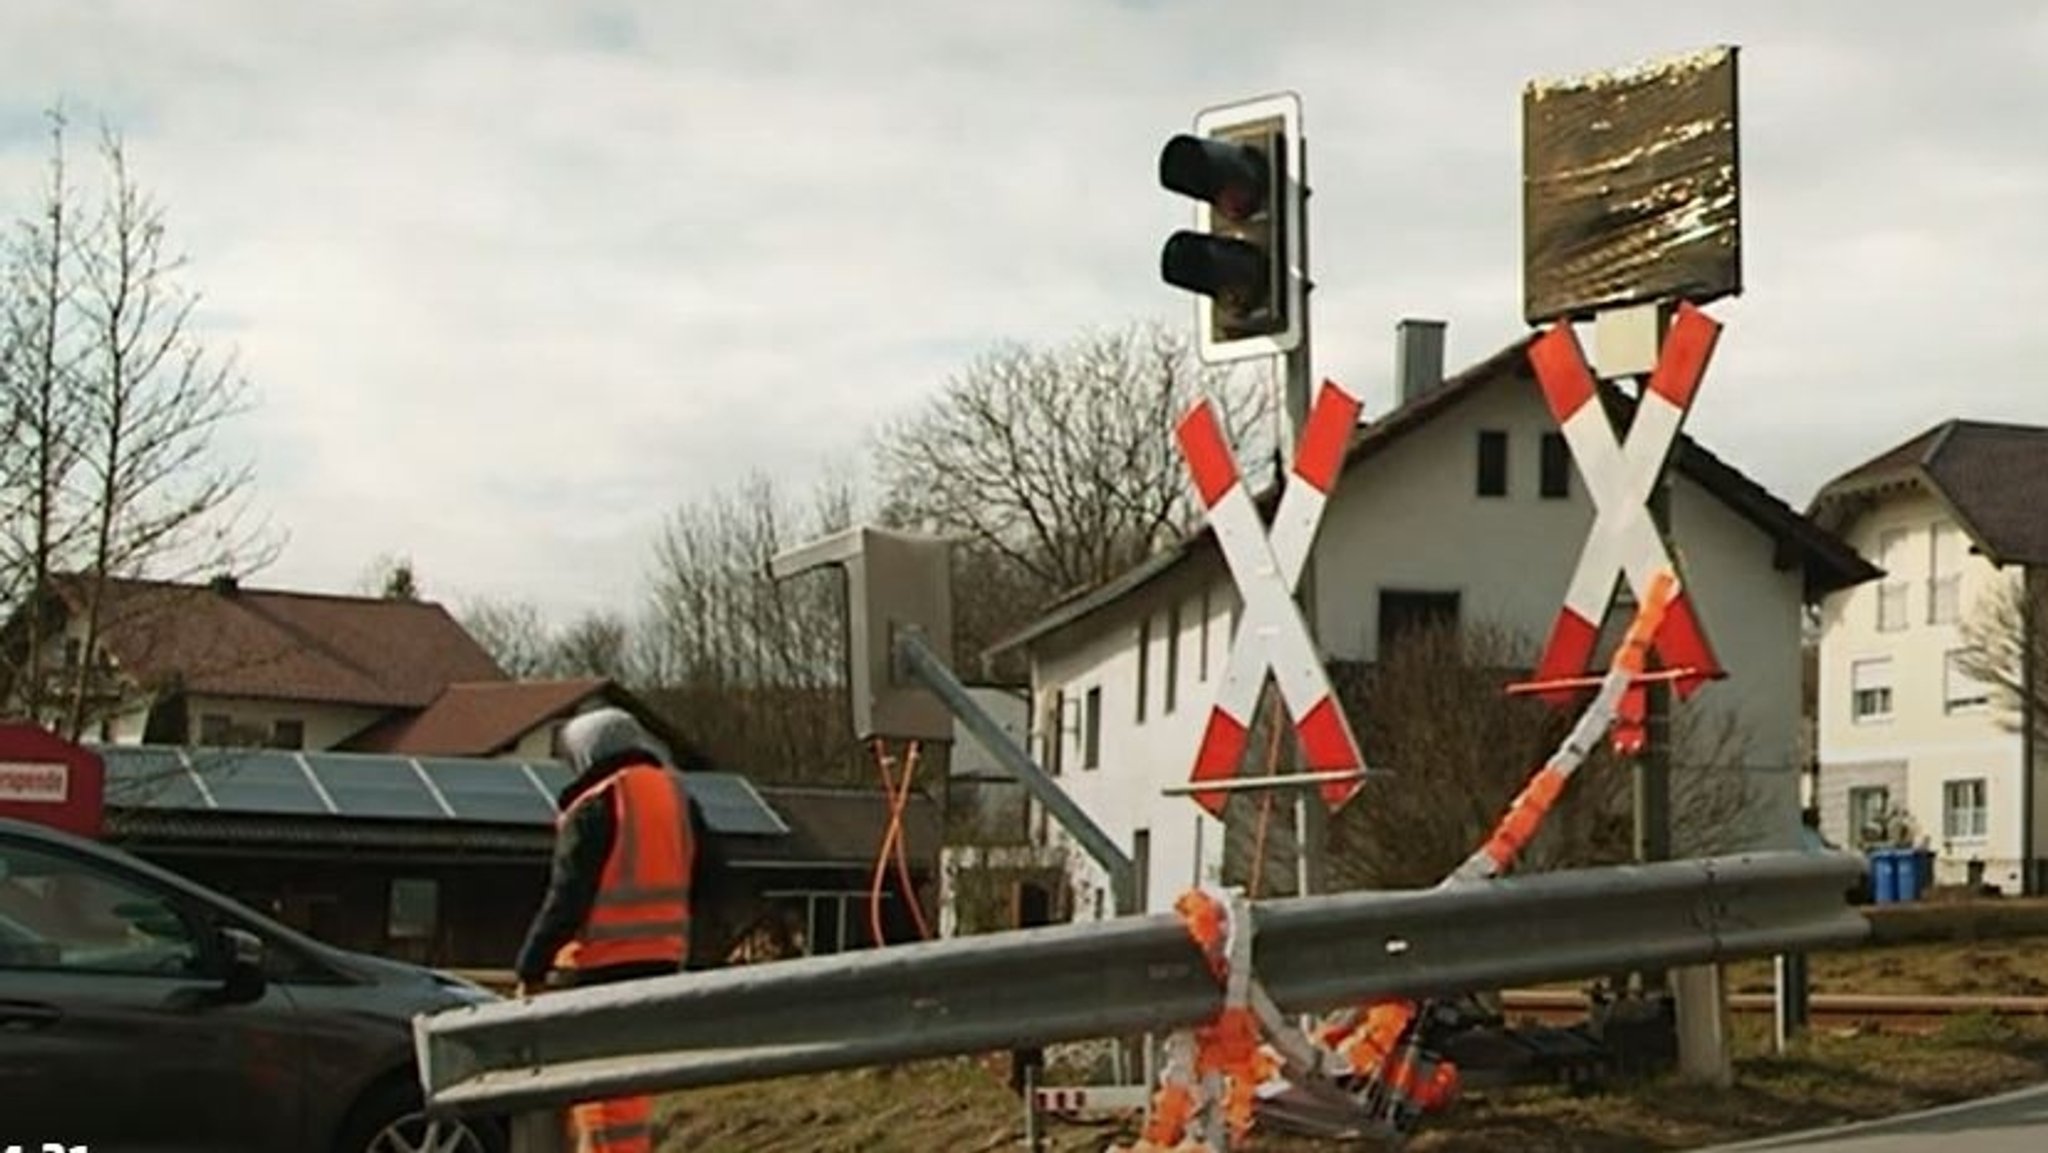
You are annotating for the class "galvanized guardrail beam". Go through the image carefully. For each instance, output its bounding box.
[415,849,1866,1118]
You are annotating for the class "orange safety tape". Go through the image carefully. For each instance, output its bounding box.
[1303,569,1686,1126]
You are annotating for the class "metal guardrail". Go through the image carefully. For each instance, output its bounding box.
[415,849,1867,1118]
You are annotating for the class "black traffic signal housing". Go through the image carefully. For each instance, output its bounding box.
[1158,115,1290,344]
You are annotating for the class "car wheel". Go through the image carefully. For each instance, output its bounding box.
[336,1079,509,1153]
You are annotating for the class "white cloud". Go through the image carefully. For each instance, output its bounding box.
[1,1,2044,626]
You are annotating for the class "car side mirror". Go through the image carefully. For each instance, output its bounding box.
[219,926,267,1003]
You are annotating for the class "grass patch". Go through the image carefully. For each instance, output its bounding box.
[652,1018,2048,1152]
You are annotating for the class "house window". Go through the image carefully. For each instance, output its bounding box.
[1379,590,1461,656]
[387,878,439,941]
[1135,618,1150,724]
[1876,528,1910,632]
[1944,649,1991,712]
[1850,658,1893,722]
[1082,687,1102,770]
[270,718,305,749]
[1164,603,1181,715]
[1942,778,1988,841]
[1847,786,1891,849]
[198,713,232,745]
[1929,523,1964,625]
[1475,430,1509,497]
[1539,432,1571,499]
[1042,689,1065,776]
[62,638,81,669]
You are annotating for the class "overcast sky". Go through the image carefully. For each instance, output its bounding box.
[3,3,2042,625]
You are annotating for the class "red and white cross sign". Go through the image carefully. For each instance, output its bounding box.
[1527,301,1724,709]
[1176,379,1367,817]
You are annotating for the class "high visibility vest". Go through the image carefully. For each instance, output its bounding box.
[553,763,694,973]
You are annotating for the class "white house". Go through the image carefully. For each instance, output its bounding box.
[990,322,1877,918]
[1806,420,2048,894]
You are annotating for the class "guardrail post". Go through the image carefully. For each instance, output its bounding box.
[507,1110,567,1153]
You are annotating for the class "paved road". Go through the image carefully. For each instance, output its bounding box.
[1690,1082,2048,1152]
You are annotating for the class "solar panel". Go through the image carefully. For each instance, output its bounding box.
[525,761,575,809]
[98,745,208,810]
[686,772,789,837]
[187,750,330,816]
[304,754,447,821]
[417,758,555,824]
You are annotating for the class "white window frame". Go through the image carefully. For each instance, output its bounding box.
[1877,528,1910,632]
[1850,657,1894,723]
[1942,777,1988,842]
[1928,523,1963,625]
[1847,785,1891,850]
[1944,648,1991,713]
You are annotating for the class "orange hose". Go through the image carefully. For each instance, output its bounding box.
[869,737,934,948]
[868,739,895,948]
[893,741,932,940]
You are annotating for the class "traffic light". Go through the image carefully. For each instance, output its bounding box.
[1158,93,1303,363]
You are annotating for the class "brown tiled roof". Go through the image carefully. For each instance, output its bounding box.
[990,336,1878,655]
[51,576,506,707]
[343,678,611,756]
[1808,420,2048,567]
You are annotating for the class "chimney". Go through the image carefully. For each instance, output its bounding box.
[208,573,239,596]
[1395,318,1447,406]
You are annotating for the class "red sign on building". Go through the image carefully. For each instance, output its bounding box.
[0,723,105,839]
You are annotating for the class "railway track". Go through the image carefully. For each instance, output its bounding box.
[1498,988,2048,1032]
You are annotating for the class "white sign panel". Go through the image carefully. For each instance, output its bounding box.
[0,760,70,804]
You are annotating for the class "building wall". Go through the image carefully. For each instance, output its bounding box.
[1817,486,2025,889]
[1031,560,1237,917]
[130,849,549,969]
[179,695,393,752]
[1028,374,1812,915]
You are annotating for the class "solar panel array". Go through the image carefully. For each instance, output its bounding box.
[94,745,789,837]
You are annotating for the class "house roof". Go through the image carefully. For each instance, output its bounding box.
[1806,419,2048,568]
[990,336,1878,657]
[342,678,612,756]
[735,784,941,871]
[49,575,506,708]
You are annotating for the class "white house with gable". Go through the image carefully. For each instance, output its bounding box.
[989,321,1879,918]
[1805,420,2048,894]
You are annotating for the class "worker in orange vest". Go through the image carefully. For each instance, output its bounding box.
[514,707,697,1153]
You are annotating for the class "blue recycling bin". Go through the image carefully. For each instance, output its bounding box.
[1893,849,1923,902]
[1869,848,1900,904]
[1910,848,1935,900]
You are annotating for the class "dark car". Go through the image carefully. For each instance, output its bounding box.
[0,816,509,1153]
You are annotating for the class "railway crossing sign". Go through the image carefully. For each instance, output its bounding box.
[1525,301,1725,716]
[1176,378,1366,817]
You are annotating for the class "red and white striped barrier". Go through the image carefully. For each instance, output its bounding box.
[1176,380,1366,817]
[1033,1084,1152,1114]
[1526,302,1723,712]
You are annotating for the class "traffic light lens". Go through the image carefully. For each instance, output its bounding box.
[1158,134,1269,221]
[1161,231,1271,308]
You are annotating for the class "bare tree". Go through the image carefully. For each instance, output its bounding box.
[1226,618,1758,894]
[0,114,276,738]
[458,596,555,680]
[58,124,279,737]
[639,469,868,784]
[1956,568,2048,742]
[873,322,1269,613]
[0,107,91,722]
[548,610,635,681]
